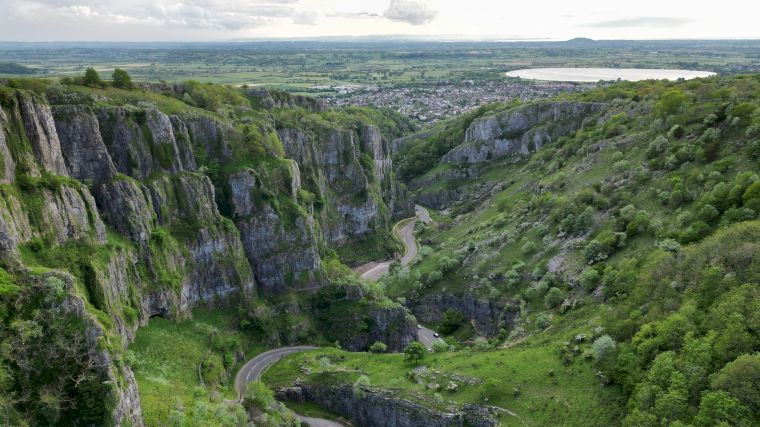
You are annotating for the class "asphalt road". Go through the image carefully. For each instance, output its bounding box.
[234,346,344,427]
[360,205,430,281]
[418,326,444,350]
[236,205,438,425]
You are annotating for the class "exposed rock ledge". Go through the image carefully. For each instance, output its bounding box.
[276,382,500,427]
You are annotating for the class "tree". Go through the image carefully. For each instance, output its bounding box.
[711,354,760,415]
[352,375,371,398]
[654,89,688,118]
[431,341,449,353]
[112,68,134,90]
[243,381,275,412]
[404,342,426,365]
[82,67,103,88]
[592,335,617,362]
[544,287,565,309]
[440,309,464,334]
[369,341,387,353]
[693,391,751,426]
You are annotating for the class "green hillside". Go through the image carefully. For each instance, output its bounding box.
[267,75,760,426]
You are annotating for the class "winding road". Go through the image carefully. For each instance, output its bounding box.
[235,205,440,425]
[234,346,344,427]
[359,205,431,281]
[358,205,442,349]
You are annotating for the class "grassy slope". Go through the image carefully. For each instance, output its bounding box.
[267,75,760,425]
[128,310,265,425]
[264,304,625,426]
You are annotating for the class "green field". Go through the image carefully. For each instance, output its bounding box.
[2,39,759,91]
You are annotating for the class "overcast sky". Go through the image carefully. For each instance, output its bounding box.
[0,0,758,42]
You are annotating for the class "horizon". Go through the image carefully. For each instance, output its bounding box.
[2,36,760,45]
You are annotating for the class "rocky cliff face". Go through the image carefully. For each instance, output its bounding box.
[408,293,520,337]
[312,283,418,352]
[228,167,323,294]
[0,86,419,425]
[278,124,412,246]
[442,102,604,165]
[247,88,328,113]
[276,383,500,427]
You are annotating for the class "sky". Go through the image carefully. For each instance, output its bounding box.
[0,0,758,42]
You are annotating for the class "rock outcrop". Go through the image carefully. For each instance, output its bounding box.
[408,293,520,337]
[228,168,322,294]
[96,107,195,179]
[17,92,69,175]
[0,86,418,425]
[278,124,412,246]
[52,105,117,182]
[247,88,328,113]
[276,383,499,427]
[442,102,604,165]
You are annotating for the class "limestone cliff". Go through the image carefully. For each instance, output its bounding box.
[277,123,412,246]
[442,102,604,165]
[0,85,418,425]
[276,383,500,427]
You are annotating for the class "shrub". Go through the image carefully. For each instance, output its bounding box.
[369,341,387,353]
[668,125,686,139]
[82,67,104,88]
[592,335,616,361]
[440,309,465,334]
[425,270,443,285]
[647,135,669,159]
[520,241,537,255]
[404,342,426,365]
[352,375,371,398]
[536,313,551,329]
[432,341,449,353]
[544,287,565,309]
[111,68,134,90]
[579,268,601,292]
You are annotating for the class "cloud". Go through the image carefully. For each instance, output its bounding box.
[383,0,437,26]
[292,10,318,25]
[583,17,690,28]
[327,11,382,19]
[3,0,305,31]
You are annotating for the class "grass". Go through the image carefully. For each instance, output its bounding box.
[282,401,349,423]
[128,309,265,425]
[264,304,625,426]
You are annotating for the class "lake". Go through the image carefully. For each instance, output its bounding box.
[506,67,717,82]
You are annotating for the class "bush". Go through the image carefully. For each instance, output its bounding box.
[578,268,601,292]
[521,241,537,255]
[440,309,465,334]
[592,335,616,361]
[544,287,565,309]
[111,68,134,90]
[82,67,104,88]
[352,375,371,398]
[369,341,387,353]
[536,313,551,329]
[425,270,443,285]
[432,341,449,353]
[404,342,426,365]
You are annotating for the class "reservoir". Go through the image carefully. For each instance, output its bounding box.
[506,67,717,82]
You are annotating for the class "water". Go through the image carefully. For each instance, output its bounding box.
[506,67,716,82]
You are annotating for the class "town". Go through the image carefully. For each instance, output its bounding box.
[323,79,596,123]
